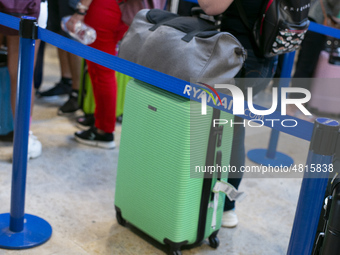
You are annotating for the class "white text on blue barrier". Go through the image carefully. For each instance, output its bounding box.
[183,84,311,116]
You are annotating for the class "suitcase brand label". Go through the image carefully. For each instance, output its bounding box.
[148,105,157,112]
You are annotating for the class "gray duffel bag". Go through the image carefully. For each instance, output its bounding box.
[118,9,247,86]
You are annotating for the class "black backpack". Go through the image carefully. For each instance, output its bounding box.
[235,0,311,58]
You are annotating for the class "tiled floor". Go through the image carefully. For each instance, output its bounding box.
[0,44,314,255]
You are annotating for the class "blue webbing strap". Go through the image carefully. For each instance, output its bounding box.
[309,21,340,39]
[0,12,19,30]
[0,11,318,141]
[181,0,199,3]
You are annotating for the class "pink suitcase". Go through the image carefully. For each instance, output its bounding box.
[309,50,340,115]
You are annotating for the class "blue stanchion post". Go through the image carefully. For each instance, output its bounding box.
[287,118,339,255]
[315,132,340,254]
[247,52,296,167]
[0,17,52,249]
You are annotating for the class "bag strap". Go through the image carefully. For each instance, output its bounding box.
[320,0,340,28]
[149,17,220,42]
[181,27,220,42]
[320,0,328,26]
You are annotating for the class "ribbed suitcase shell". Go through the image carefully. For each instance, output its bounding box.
[115,79,234,248]
[309,51,340,115]
[0,67,13,135]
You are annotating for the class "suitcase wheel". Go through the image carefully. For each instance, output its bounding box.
[169,250,182,255]
[116,210,126,227]
[116,114,123,123]
[208,235,220,249]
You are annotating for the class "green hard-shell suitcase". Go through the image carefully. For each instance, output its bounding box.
[78,60,131,118]
[114,79,234,254]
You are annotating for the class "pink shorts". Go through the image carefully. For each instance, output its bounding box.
[0,0,40,36]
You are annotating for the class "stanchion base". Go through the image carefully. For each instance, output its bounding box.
[0,213,52,249]
[247,149,294,167]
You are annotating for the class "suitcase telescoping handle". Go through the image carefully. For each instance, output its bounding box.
[314,175,340,255]
[197,107,222,241]
[198,108,244,240]
[210,151,222,230]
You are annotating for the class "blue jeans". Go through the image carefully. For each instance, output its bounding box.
[224,49,277,211]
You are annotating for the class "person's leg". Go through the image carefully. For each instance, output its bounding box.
[34,41,45,90]
[286,30,325,120]
[292,31,326,83]
[31,39,41,113]
[54,0,81,113]
[0,34,4,46]
[7,35,42,159]
[288,30,327,109]
[34,0,49,91]
[8,35,40,117]
[87,60,117,133]
[222,51,277,227]
[74,59,117,149]
[39,0,73,97]
[57,0,79,90]
[57,51,81,115]
[289,30,327,100]
[67,52,81,91]
[224,52,275,212]
[7,35,19,117]
[221,116,245,228]
[39,48,73,97]
[58,48,73,88]
[84,0,125,131]
[224,117,245,211]
[58,48,72,79]
[28,39,43,159]
[74,0,128,148]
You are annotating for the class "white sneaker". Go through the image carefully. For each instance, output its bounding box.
[221,209,238,228]
[27,131,42,160]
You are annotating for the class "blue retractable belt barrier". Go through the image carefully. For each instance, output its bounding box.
[309,22,340,39]
[182,0,199,3]
[0,17,52,250]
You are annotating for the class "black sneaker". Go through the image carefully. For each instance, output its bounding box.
[76,114,95,129]
[58,92,80,115]
[116,114,123,123]
[38,81,72,97]
[0,131,13,142]
[74,126,115,149]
